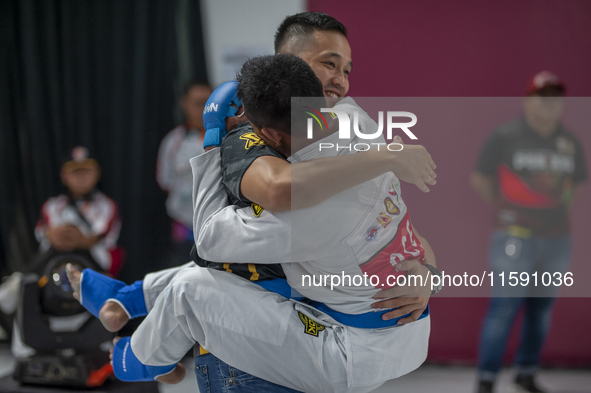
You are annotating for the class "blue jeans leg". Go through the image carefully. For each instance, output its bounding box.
[194,353,302,393]
[478,296,524,381]
[478,232,571,382]
[513,234,571,376]
[479,231,532,381]
[513,297,555,376]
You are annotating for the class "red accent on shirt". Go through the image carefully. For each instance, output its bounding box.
[498,164,558,208]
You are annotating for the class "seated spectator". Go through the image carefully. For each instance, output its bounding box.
[35,146,122,276]
[2,146,121,358]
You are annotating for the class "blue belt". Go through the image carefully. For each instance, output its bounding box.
[255,278,429,329]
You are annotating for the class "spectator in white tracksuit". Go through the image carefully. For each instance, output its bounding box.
[156,81,212,266]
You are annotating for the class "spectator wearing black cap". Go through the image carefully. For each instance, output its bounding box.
[35,146,122,276]
[471,72,587,393]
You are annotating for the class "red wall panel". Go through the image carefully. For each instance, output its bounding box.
[308,0,591,365]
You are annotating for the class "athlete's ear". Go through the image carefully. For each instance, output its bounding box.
[259,127,283,148]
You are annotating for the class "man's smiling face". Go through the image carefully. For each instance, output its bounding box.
[282,30,352,107]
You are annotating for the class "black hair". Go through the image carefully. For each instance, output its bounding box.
[236,54,324,134]
[181,80,212,97]
[274,12,347,53]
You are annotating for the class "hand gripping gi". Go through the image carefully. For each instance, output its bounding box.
[202,81,242,149]
[112,337,176,381]
[80,269,147,319]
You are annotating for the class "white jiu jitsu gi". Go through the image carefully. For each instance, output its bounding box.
[132,98,431,392]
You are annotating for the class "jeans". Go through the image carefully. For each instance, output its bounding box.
[477,231,571,382]
[194,353,301,393]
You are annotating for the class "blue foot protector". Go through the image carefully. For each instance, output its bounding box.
[112,337,176,382]
[113,279,148,318]
[80,269,147,319]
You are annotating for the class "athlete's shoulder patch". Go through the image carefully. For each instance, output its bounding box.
[251,203,264,217]
[298,312,325,337]
[384,197,399,215]
[239,132,267,150]
[376,212,392,228]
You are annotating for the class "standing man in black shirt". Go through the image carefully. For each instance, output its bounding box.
[471,71,587,393]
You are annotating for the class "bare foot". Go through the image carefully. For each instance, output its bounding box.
[65,263,82,301]
[100,301,129,332]
[109,336,122,366]
[155,362,186,384]
[65,263,129,332]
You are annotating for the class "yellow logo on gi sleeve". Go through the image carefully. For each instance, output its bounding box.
[240,132,267,149]
[251,203,264,217]
[298,312,325,337]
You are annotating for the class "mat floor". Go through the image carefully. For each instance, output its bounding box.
[1,346,589,392]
